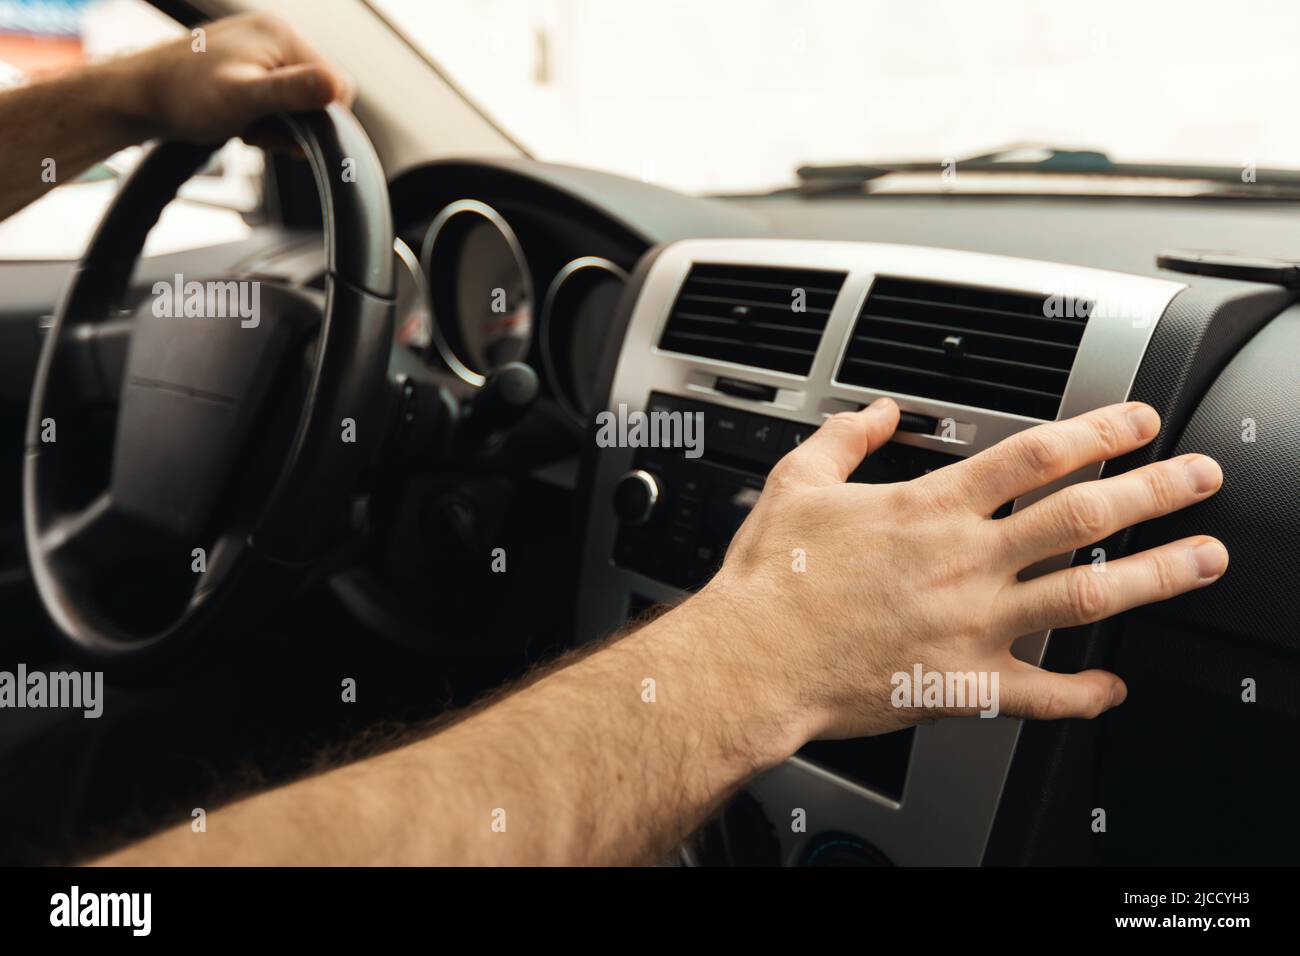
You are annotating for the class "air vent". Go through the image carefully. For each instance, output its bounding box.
[837,276,1090,419]
[659,263,846,375]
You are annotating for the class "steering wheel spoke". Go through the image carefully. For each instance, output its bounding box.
[43,318,131,408]
[39,492,127,568]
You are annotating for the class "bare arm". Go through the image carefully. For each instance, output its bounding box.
[100,594,798,866]
[96,399,1228,865]
[0,57,149,222]
[0,12,351,222]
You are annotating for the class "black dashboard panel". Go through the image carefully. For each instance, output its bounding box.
[1093,305,1300,862]
[987,283,1299,866]
[388,161,706,426]
[730,193,1300,281]
[394,159,1300,285]
[1133,302,1300,650]
[389,158,765,251]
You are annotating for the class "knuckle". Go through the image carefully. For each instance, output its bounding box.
[1061,488,1109,540]
[1033,686,1067,720]
[1063,569,1109,622]
[901,475,953,514]
[764,457,803,494]
[1087,411,1124,458]
[1144,465,1182,513]
[1148,550,1183,596]
[1015,428,1065,483]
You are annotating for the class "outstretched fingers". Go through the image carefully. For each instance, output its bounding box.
[997,453,1223,567]
[1001,535,1229,635]
[928,402,1162,516]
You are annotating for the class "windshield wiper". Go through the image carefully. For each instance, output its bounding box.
[789,143,1300,197]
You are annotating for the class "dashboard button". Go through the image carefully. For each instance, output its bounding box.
[780,419,818,453]
[646,393,681,418]
[703,406,749,455]
[672,499,702,526]
[742,416,784,462]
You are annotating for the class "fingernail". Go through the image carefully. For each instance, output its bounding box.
[869,396,895,411]
[1192,540,1228,580]
[1127,404,1159,440]
[1184,455,1222,494]
[1109,683,1127,707]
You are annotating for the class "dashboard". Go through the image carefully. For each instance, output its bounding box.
[3,138,1297,867]
[253,157,1300,865]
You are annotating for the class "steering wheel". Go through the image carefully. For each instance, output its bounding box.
[23,105,394,675]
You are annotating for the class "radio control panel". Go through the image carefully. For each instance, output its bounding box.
[578,238,1182,864]
[609,391,969,590]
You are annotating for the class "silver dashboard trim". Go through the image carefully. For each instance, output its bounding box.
[539,255,628,423]
[418,198,534,388]
[391,237,433,351]
[619,468,660,525]
[577,238,1184,865]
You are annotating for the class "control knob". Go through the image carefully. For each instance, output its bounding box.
[612,469,661,525]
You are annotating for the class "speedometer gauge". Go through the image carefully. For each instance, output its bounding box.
[421,200,534,386]
[454,219,532,370]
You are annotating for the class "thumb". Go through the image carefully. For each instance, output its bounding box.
[249,63,339,114]
[780,397,899,485]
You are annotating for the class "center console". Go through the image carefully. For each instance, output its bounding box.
[577,238,1183,864]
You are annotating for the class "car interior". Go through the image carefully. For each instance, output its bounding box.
[1,0,1298,867]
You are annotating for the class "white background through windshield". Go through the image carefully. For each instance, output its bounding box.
[376,0,1300,194]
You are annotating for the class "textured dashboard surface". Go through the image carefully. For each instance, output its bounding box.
[1132,302,1300,650]
[990,288,1299,865]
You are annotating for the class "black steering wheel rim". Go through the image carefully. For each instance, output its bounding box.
[23,105,394,673]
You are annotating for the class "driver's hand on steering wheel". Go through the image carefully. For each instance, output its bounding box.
[110,12,354,146]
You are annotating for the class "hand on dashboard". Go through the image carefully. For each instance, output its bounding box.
[697,397,1227,740]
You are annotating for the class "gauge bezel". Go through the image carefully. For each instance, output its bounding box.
[391,236,433,351]
[539,255,629,423]
[419,199,534,387]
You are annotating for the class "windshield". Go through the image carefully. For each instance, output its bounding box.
[374,0,1300,195]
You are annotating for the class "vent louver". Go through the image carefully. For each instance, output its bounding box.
[658,263,846,376]
[836,276,1090,420]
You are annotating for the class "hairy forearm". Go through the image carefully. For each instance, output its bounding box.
[0,56,159,222]
[2,13,355,225]
[95,588,804,866]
